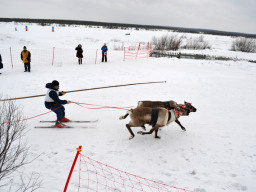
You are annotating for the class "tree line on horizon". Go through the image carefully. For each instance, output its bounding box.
[1,17,256,38]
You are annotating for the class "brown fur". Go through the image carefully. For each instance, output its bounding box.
[138,100,197,113]
[120,106,190,139]
[135,100,197,138]
[184,101,197,112]
[129,107,168,128]
[137,100,177,109]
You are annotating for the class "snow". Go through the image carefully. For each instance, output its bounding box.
[0,22,256,192]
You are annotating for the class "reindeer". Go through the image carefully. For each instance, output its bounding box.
[137,100,197,130]
[137,100,178,109]
[119,105,190,139]
[138,100,197,112]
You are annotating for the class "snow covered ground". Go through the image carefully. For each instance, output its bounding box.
[0,22,256,192]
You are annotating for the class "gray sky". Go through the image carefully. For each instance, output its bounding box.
[1,0,255,34]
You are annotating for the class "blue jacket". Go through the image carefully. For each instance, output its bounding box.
[44,83,67,109]
[101,46,108,53]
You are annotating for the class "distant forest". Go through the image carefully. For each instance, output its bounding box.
[1,18,256,38]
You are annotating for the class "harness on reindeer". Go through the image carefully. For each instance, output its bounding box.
[150,108,159,126]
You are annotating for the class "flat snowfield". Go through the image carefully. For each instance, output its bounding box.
[0,22,256,192]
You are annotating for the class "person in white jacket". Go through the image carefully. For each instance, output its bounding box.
[44,80,72,128]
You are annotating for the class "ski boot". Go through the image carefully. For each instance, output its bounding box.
[56,121,66,128]
[61,117,70,122]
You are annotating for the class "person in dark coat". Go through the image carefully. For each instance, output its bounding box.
[75,44,83,64]
[101,43,108,62]
[21,46,31,72]
[0,54,3,74]
[44,80,72,128]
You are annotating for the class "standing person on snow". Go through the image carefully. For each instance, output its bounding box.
[21,46,31,72]
[75,44,83,64]
[0,54,3,74]
[44,80,72,128]
[101,43,108,62]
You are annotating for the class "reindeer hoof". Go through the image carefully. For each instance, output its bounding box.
[137,131,143,135]
[119,116,124,120]
[129,135,134,140]
[141,126,146,130]
[155,136,161,139]
[182,127,186,131]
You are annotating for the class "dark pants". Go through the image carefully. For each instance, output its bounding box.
[24,62,30,72]
[50,104,65,122]
[102,53,107,62]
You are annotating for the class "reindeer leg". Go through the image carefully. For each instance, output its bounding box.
[137,126,159,137]
[126,124,135,139]
[154,128,161,139]
[141,125,146,130]
[119,113,129,120]
[175,119,186,131]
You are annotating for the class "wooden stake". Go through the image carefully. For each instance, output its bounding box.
[0,81,166,102]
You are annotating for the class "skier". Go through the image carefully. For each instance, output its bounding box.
[101,43,108,62]
[75,44,83,64]
[21,46,31,72]
[44,80,72,128]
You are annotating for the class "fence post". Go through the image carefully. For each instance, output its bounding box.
[95,49,98,64]
[10,47,13,68]
[64,145,82,192]
[123,47,125,61]
[147,42,150,59]
[52,47,55,66]
[136,42,141,59]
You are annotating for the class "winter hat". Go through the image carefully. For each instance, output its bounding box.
[23,46,27,49]
[52,80,59,87]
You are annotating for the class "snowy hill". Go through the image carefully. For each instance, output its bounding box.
[0,22,256,192]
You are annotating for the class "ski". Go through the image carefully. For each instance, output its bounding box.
[35,125,95,128]
[40,120,98,123]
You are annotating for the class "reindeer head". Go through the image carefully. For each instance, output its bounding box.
[175,105,191,116]
[184,101,197,112]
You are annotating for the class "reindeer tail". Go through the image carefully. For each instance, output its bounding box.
[119,109,133,120]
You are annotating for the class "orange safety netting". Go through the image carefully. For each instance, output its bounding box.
[77,153,193,192]
[124,42,153,61]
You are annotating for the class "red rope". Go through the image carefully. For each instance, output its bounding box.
[1,101,191,125]
[72,101,134,110]
[0,105,63,125]
[0,102,134,125]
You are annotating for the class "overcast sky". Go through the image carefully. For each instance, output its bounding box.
[0,0,255,34]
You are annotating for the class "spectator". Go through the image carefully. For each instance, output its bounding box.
[101,43,108,62]
[21,46,31,72]
[0,54,3,74]
[75,44,83,64]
